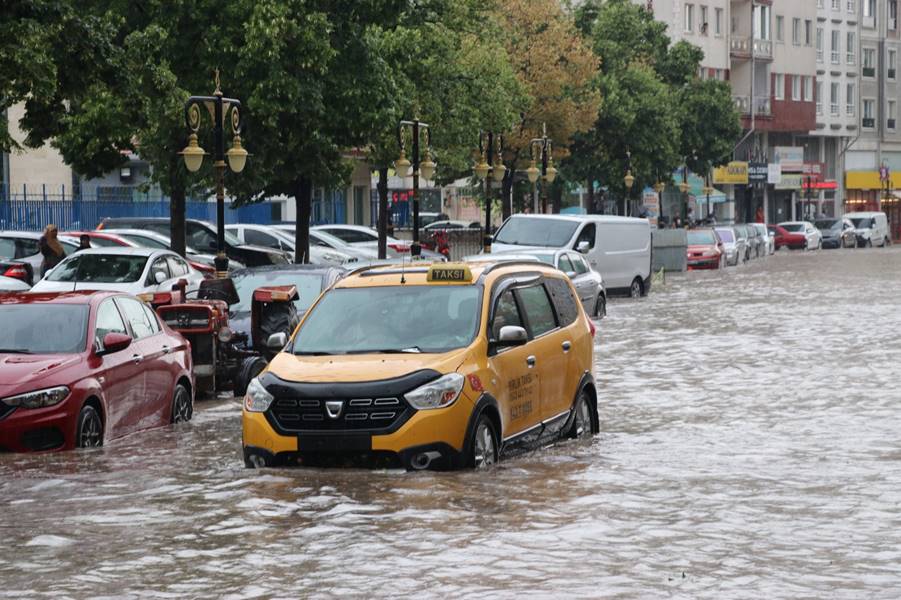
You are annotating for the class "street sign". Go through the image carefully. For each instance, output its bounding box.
[748,162,768,182]
[713,161,749,184]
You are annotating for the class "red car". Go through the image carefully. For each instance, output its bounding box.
[768,224,804,250]
[61,231,216,277]
[0,291,194,452]
[686,228,726,270]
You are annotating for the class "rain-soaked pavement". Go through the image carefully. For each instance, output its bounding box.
[3,247,901,598]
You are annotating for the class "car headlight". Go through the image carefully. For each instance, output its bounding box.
[1,386,70,409]
[244,377,274,412]
[405,373,464,410]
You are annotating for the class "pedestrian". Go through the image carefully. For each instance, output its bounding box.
[39,224,66,276]
[76,234,92,252]
[756,206,765,223]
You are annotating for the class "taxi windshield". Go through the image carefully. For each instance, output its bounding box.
[0,304,89,354]
[292,285,482,354]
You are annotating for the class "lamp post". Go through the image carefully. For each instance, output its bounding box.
[623,150,635,216]
[806,175,814,220]
[678,164,690,226]
[702,175,714,225]
[395,119,435,257]
[180,71,248,277]
[525,125,557,215]
[474,131,506,252]
[653,178,665,224]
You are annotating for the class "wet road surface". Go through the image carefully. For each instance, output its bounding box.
[2,247,901,598]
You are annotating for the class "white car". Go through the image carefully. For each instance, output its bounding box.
[313,224,447,261]
[845,211,891,247]
[272,225,380,261]
[778,221,823,250]
[0,275,30,292]
[750,223,775,255]
[227,224,357,266]
[31,248,205,295]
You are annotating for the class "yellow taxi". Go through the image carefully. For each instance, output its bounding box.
[241,260,598,470]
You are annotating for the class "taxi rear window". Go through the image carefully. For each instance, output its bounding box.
[544,278,578,326]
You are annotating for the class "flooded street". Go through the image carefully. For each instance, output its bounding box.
[3,248,901,598]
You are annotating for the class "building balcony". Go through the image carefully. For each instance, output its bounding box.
[733,95,773,116]
[730,36,773,60]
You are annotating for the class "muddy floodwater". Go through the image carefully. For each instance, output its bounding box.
[3,248,901,598]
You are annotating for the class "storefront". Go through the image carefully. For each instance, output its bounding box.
[844,170,901,241]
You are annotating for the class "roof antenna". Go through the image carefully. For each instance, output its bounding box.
[400,247,406,285]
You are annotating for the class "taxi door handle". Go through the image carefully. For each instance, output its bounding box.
[526,355,536,368]
[561,341,572,353]
[132,354,143,365]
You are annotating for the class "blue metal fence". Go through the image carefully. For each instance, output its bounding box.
[0,196,273,232]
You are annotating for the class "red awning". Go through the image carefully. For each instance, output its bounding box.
[802,180,838,190]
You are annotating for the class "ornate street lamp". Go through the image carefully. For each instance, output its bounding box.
[623,150,635,216]
[474,131,504,252]
[528,124,555,215]
[180,70,247,277]
[396,119,435,256]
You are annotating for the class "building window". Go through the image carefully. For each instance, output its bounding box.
[776,15,784,43]
[684,3,694,32]
[831,83,840,116]
[804,76,814,102]
[831,30,841,64]
[816,28,824,62]
[889,100,897,130]
[774,74,785,100]
[847,83,856,116]
[816,81,823,115]
[831,0,839,8]
[754,5,771,40]
[863,99,876,128]
[804,20,812,46]
[863,48,877,77]
[792,18,801,45]
[700,5,708,34]
[864,0,875,18]
[715,8,723,36]
[792,75,802,101]
[847,32,856,65]
[847,0,856,13]
[891,0,898,30]
[889,49,897,80]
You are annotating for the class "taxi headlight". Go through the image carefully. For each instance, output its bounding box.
[244,377,274,413]
[405,373,464,410]
[2,386,70,409]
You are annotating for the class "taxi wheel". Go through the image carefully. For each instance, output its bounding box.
[569,391,595,439]
[171,383,193,424]
[75,405,103,448]
[469,415,498,469]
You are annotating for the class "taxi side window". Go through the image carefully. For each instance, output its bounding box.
[575,224,596,250]
[491,290,523,340]
[517,284,558,337]
[95,299,128,345]
[116,297,156,339]
[543,278,578,327]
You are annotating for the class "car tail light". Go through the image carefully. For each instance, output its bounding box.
[2,265,29,281]
[589,319,596,337]
[388,243,410,253]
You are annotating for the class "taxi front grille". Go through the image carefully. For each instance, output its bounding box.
[268,396,413,434]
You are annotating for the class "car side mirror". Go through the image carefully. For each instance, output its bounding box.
[565,270,577,279]
[490,325,528,353]
[576,240,590,253]
[99,332,132,355]
[267,332,287,352]
[154,271,167,285]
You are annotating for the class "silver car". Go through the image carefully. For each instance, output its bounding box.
[750,223,775,255]
[714,227,741,266]
[0,230,80,276]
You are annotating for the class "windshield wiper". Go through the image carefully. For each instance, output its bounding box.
[0,348,31,354]
[346,347,422,354]
[294,351,338,356]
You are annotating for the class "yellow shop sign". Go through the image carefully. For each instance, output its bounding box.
[713,161,749,185]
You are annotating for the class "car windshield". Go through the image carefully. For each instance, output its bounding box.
[231,271,325,314]
[815,220,840,231]
[494,217,580,247]
[715,229,735,243]
[0,304,88,353]
[850,217,874,229]
[781,223,805,233]
[292,285,482,354]
[688,230,717,245]
[47,254,148,283]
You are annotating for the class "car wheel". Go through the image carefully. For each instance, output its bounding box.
[803,240,808,250]
[817,239,822,250]
[75,405,103,448]
[866,238,873,248]
[568,389,596,439]
[468,414,498,469]
[171,382,193,424]
[594,294,606,318]
[629,278,643,299]
[885,237,892,247]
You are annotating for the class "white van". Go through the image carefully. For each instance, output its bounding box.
[845,211,891,247]
[490,214,652,297]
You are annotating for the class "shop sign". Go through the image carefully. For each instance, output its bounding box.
[775,146,804,171]
[846,171,884,190]
[767,163,782,184]
[802,162,825,181]
[713,161,749,184]
[775,173,802,190]
[748,162,768,182]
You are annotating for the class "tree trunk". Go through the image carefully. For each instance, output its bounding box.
[168,158,186,258]
[587,179,596,214]
[501,169,513,221]
[377,167,388,259]
[294,177,312,264]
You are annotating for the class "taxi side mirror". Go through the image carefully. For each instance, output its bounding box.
[490,325,528,354]
[267,332,287,352]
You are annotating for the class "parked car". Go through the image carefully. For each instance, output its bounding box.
[750,223,775,255]
[815,218,857,249]
[489,249,606,318]
[744,224,764,259]
[776,221,822,250]
[0,231,79,280]
[0,275,30,292]
[714,227,742,266]
[97,218,288,267]
[226,224,356,266]
[733,225,752,261]
[31,248,206,295]
[60,230,217,277]
[312,224,446,261]
[272,225,380,261]
[845,211,891,247]
[93,228,240,272]
[423,220,482,232]
[490,214,652,298]
[0,259,34,286]
[686,228,725,270]
[0,291,194,452]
